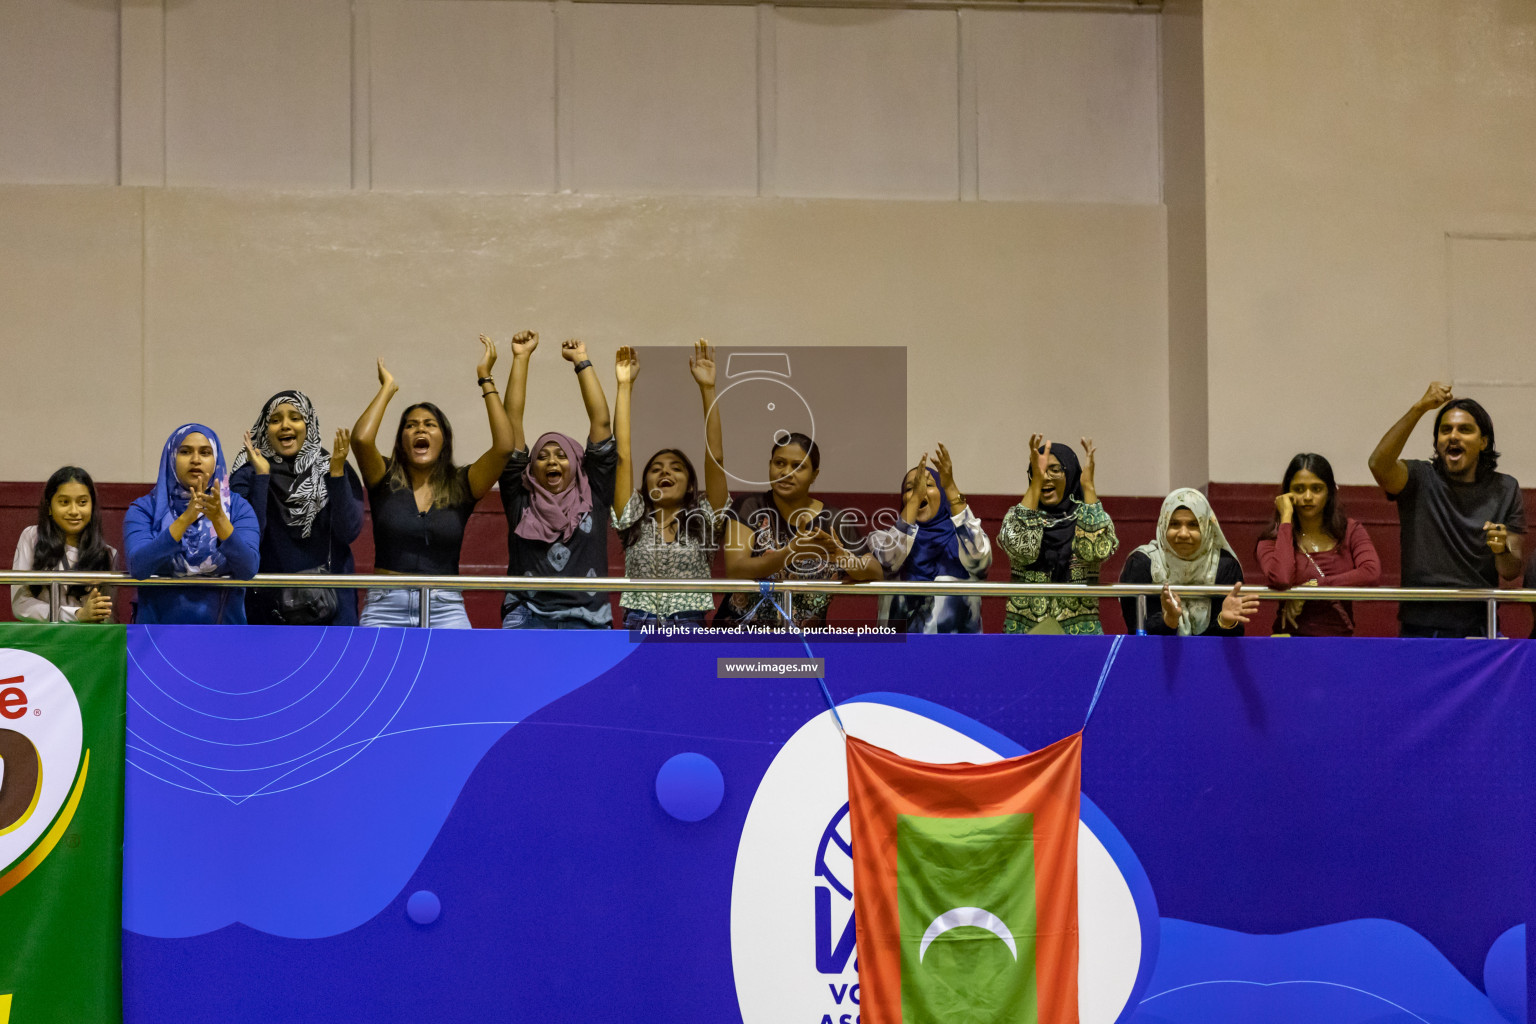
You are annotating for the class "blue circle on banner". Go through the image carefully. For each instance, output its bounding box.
[406,890,441,925]
[656,753,724,821]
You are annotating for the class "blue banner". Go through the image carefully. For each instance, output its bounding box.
[120,630,1534,1024]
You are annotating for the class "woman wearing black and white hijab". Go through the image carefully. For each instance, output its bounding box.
[230,390,365,625]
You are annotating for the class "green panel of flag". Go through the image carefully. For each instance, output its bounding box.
[897,813,1038,1024]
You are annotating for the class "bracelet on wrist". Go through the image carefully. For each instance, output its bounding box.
[573,359,592,374]
[477,376,495,386]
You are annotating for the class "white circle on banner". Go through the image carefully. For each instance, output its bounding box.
[0,648,84,874]
[730,702,1146,1024]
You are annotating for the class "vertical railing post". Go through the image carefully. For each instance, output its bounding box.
[783,589,792,628]
[418,585,431,629]
[1486,597,1498,639]
[48,581,62,623]
[1135,594,1147,635]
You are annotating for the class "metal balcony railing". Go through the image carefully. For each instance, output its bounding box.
[3,570,1534,636]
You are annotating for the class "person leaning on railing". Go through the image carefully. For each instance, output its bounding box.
[123,424,259,624]
[11,466,117,624]
[498,333,619,630]
[1118,488,1259,636]
[230,390,365,626]
[716,432,882,631]
[869,444,992,634]
[1369,383,1525,638]
[998,436,1117,635]
[1255,453,1380,637]
[611,341,731,631]
[350,337,515,629]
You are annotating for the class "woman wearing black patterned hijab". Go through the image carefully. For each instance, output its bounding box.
[230,390,366,625]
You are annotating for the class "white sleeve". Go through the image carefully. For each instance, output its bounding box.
[953,507,993,578]
[11,527,48,622]
[869,523,917,574]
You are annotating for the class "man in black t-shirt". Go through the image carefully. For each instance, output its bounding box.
[1368,383,1526,637]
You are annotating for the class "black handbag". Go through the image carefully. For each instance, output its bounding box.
[274,565,339,626]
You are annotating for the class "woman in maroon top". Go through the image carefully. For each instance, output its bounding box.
[1255,453,1381,636]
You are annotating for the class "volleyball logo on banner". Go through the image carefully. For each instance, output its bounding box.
[731,697,1158,1024]
[0,649,84,885]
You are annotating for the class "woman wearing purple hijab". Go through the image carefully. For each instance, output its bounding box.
[498,333,618,628]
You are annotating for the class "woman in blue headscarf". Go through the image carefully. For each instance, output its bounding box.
[997,435,1118,634]
[871,443,992,633]
[123,423,261,623]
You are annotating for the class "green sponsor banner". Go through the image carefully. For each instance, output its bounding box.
[897,813,1038,1024]
[0,625,126,1024]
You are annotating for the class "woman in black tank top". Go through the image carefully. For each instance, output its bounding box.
[350,336,517,628]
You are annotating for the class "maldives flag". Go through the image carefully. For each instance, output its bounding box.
[845,731,1082,1024]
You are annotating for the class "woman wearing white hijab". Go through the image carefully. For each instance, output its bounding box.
[1117,488,1259,635]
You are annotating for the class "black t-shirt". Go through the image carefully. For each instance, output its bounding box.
[499,437,618,622]
[1390,459,1526,632]
[1117,548,1244,636]
[368,467,478,575]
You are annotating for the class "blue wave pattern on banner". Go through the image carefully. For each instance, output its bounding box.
[119,636,1536,1024]
[123,626,635,938]
[1135,918,1518,1024]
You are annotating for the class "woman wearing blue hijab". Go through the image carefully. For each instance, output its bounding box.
[123,423,260,623]
[871,443,992,633]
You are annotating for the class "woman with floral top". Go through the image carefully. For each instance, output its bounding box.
[998,435,1118,634]
[611,340,730,629]
[870,445,992,633]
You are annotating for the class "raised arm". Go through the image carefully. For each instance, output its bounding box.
[1369,382,1450,495]
[467,335,517,499]
[612,346,638,518]
[562,338,613,444]
[503,330,537,454]
[1018,434,1048,510]
[351,358,398,488]
[690,340,729,511]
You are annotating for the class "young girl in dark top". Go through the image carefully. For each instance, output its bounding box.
[1118,488,1259,636]
[352,337,515,628]
[124,423,261,624]
[715,433,882,630]
[1255,453,1381,636]
[498,333,618,629]
[11,466,117,623]
[230,390,365,625]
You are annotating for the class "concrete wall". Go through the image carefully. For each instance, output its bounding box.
[0,0,1176,497]
[1205,0,1536,488]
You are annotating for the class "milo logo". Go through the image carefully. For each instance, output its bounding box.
[0,652,84,879]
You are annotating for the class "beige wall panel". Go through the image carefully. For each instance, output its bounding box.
[134,191,1166,494]
[569,4,759,195]
[165,0,353,188]
[973,10,1160,203]
[0,0,119,184]
[369,1,556,193]
[773,10,960,199]
[1205,0,1536,485]
[0,188,143,481]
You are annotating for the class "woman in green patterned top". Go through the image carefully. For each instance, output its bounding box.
[997,435,1118,634]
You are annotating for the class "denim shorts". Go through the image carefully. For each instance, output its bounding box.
[359,588,471,629]
[622,609,709,631]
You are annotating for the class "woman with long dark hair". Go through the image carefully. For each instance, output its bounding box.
[230,390,365,625]
[610,341,730,629]
[997,435,1118,634]
[499,333,619,629]
[1255,453,1380,636]
[11,466,117,623]
[352,336,516,628]
[123,424,260,624]
[716,432,882,630]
